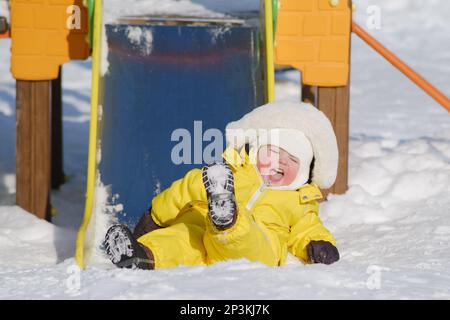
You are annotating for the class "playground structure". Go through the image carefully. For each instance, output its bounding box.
[1,1,449,268]
[1,0,91,220]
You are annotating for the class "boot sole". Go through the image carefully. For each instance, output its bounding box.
[104,225,153,269]
[202,162,237,230]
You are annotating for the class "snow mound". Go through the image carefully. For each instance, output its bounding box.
[0,206,76,268]
[322,135,450,229]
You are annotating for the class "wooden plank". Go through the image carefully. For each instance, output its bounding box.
[0,16,9,37]
[301,84,316,105]
[317,87,337,131]
[33,81,51,220]
[16,80,51,221]
[16,81,32,211]
[334,84,350,195]
[301,81,350,197]
[332,1,351,195]
[317,86,337,197]
[51,67,65,189]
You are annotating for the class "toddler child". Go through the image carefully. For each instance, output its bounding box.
[104,101,340,269]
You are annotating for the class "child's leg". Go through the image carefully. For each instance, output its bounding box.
[202,162,281,266]
[133,207,163,239]
[203,205,282,267]
[137,223,207,269]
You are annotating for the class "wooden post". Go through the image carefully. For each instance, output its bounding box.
[319,86,349,195]
[302,84,350,197]
[16,80,52,221]
[302,85,317,105]
[300,1,352,198]
[51,67,65,189]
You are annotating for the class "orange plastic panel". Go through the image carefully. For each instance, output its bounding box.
[11,0,89,80]
[274,0,351,86]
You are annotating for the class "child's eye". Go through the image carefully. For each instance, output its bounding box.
[290,157,299,164]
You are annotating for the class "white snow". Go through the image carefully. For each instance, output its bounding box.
[100,22,110,77]
[126,26,154,55]
[1,0,450,299]
[103,0,227,22]
[0,206,77,269]
[86,174,120,268]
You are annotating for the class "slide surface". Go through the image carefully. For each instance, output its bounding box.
[76,5,266,268]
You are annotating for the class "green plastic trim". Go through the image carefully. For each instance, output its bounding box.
[272,0,278,41]
[88,0,95,49]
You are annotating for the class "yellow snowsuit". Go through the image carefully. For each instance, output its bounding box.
[137,147,336,269]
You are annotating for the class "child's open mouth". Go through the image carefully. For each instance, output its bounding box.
[270,168,284,181]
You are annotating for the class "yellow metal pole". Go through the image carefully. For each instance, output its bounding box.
[75,0,103,269]
[264,0,275,102]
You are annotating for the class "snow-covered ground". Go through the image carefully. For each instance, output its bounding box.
[1,0,450,299]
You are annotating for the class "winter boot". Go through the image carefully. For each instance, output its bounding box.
[202,162,237,230]
[104,224,154,270]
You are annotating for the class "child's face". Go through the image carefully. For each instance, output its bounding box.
[256,145,300,186]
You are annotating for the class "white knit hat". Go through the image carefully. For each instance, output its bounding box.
[226,100,338,189]
[248,128,314,190]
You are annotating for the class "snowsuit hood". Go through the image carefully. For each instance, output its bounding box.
[247,128,314,190]
[225,101,339,189]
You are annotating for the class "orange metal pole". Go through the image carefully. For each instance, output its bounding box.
[352,22,450,112]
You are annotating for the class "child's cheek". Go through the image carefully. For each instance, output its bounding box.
[283,167,296,184]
